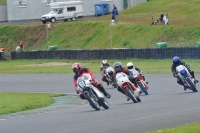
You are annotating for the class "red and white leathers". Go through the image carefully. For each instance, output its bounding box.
[73,68,111,99]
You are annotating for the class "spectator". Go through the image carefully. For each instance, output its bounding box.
[19,41,25,52]
[159,12,164,22]
[0,46,6,61]
[0,46,5,52]
[112,4,118,22]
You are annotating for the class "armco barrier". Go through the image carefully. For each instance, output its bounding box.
[11,47,200,60]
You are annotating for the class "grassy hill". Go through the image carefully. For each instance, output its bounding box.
[0,0,6,4]
[1,0,200,57]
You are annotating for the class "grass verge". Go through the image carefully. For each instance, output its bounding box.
[0,92,65,115]
[146,122,200,133]
[1,59,200,74]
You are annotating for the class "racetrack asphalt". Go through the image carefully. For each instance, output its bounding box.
[0,74,200,133]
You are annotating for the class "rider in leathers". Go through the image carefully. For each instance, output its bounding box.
[100,60,110,86]
[72,63,111,99]
[171,56,199,90]
[113,62,139,101]
[126,62,149,84]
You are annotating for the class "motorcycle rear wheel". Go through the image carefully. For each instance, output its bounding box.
[138,82,148,95]
[124,87,138,103]
[101,99,109,109]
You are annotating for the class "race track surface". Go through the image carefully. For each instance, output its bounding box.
[0,74,200,133]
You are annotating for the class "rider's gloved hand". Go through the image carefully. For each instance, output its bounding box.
[173,73,178,77]
[76,90,81,94]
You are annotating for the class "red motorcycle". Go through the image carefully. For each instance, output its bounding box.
[130,69,149,95]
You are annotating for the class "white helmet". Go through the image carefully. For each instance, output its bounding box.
[127,62,135,70]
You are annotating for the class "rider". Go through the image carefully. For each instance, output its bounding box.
[100,60,110,86]
[72,63,111,99]
[171,56,199,90]
[126,62,149,84]
[113,62,139,101]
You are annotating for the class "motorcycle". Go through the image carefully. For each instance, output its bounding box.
[129,69,149,95]
[105,66,118,88]
[115,72,141,103]
[77,73,109,111]
[175,65,198,92]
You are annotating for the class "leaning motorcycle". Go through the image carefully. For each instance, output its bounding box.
[175,65,198,92]
[115,72,141,103]
[105,66,118,88]
[129,69,149,95]
[77,73,109,111]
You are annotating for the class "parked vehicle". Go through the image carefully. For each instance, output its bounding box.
[105,66,118,88]
[129,69,149,95]
[116,72,141,103]
[176,65,198,92]
[77,73,109,111]
[41,1,83,24]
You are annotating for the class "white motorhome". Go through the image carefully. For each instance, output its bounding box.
[41,1,83,23]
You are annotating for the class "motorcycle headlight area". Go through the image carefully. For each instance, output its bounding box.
[180,69,187,76]
[108,71,113,75]
[78,80,86,89]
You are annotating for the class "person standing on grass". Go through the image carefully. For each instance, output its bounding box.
[112,4,118,22]
[0,46,5,52]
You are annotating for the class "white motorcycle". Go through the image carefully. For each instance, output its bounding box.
[115,72,141,103]
[176,65,198,92]
[105,66,118,88]
[77,73,109,111]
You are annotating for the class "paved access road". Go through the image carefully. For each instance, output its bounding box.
[0,74,200,133]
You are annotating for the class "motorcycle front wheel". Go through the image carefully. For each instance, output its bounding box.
[186,78,198,92]
[138,82,148,95]
[124,87,138,103]
[101,99,109,109]
[84,92,100,111]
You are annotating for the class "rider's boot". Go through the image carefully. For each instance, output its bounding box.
[142,75,149,84]
[126,96,130,101]
[105,79,109,86]
[98,84,111,99]
[184,86,189,91]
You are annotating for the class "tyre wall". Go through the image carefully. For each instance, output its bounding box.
[11,47,200,60]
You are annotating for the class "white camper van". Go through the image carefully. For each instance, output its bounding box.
[41,1,83,24]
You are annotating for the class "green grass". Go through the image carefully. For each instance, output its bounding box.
[0,0,6,4]
[146,122,200,133]
[1,59,200,74]
[0,92,65,115]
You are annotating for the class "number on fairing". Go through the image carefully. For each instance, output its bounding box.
[78,81,86,89]
[177,66,185,72]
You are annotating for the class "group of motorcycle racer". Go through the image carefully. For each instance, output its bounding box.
[72,56,199,100]
[72,60,148,101]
